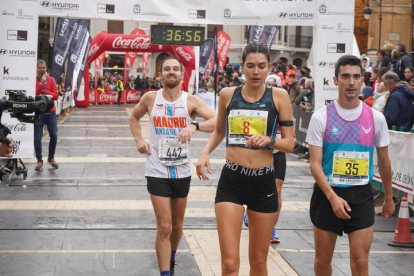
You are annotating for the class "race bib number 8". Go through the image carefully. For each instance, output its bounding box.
[228,110,268,145]
[332,151,369,185]
[159,138,189,166]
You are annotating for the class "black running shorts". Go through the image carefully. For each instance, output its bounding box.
[310,183,375,236]
[273,151,286,181]
[215,160,278,213]
[146,176,191,199]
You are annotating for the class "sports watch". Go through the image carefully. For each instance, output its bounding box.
[191,121,199,131]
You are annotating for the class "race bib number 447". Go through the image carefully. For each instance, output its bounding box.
[332,151,369,185]
[228,110,268,145]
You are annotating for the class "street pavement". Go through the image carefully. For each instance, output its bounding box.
[0,103,412,276]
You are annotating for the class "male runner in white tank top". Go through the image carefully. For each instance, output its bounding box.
[129,56,216,276]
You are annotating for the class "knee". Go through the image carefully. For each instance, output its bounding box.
[314,256,331,269]
[157,222,172,239]
[172,223,183,233]
[221,258,239,274]
[351,256,368,270]
[249,256,267,271]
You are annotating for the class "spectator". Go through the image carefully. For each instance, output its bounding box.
[265,74,282,88]
[375,50,386,68]
[116,76,124,104]
[295,78,314,109]
[388,49,399,72]
[383,71,414,131]
[411,78,414,92]
[134,75,142,91]
[34,59,59,171]
[288,73,299,104]
[403,67,414,82]
[361,56,372,73]
[141,77,150,95]
[371,68,379,92]
[381,43,394,68]
[286,64,297,85]
[362,86,374,107]
[363,71,372,87]
[395,43,412,80]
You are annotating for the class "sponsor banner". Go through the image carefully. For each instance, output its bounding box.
[142,52,149,78]
[37,0,316,25]
[75,35,91,100]
[313,0,354,110]
[94,89,144,104]
[65,19,90,90]
[0,1,37,159]
[292,105,312,144]
[217,31,231,73]
[373,131,414,195]
[199,39,213,79]
[248,25,278,49]
[50,18,80,82]
[94,52,105,89]
[124,29,146,85]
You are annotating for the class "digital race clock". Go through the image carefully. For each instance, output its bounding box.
[150,25,205,46]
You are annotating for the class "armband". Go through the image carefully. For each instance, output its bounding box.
[279,120,294,127]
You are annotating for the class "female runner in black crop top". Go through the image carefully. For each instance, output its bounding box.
[196,42,295,275]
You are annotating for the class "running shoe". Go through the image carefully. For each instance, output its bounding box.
[243,212,248,227]
[170,261,176,276]
[270,228,281,243]
[48,158,59,169]
[34,161,43,171]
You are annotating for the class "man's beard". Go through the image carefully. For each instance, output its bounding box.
[163,75,180,89]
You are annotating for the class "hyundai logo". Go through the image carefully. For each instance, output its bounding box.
[279,12,288,18]
[40,1,51,7]
[318,61,327,67]
[0,49,7,55]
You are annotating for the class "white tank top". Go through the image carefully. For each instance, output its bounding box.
[146,89,193,179]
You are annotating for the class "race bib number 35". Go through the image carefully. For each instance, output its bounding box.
[159,138,189,166]
[228,110,268,145]
[332,151,369,185]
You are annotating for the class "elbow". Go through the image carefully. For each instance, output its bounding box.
[286,137,296,153]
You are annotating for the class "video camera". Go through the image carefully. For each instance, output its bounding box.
[0,91,54,180]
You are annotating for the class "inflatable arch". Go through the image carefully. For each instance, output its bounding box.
[77,32,195,107]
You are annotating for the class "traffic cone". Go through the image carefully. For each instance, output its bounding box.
[392,197,413,244]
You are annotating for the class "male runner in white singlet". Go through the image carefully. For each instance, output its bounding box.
[129,56,216,276]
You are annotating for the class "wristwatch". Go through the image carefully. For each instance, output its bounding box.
[191,121,199,131]
[269,136,276,146]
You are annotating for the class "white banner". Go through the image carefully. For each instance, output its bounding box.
[36,0,317,25]
[373,131,414,196]
[0,0,38,159]
[313,0,355,110]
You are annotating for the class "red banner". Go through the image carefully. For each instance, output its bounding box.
[124,29,146,84]
[94,52,105,89]
[89,89,159,104]
[217,31,231,73]
[142,52,149,78]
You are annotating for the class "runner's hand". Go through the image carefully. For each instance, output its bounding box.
[382,198,395,218]
[136,139,150,155]
[329,195,351,219]
[178,124,196,143]
[245,135,269,148]
[196,153,211,180]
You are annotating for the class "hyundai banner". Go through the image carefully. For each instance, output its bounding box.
[199,39,213,80]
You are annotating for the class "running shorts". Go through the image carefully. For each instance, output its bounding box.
[273,151,286,181]
[215,160,278,213]
[310,183,375,236]
[146,176,191,199]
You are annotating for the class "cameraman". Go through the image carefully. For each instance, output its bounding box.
[34,60,59,170]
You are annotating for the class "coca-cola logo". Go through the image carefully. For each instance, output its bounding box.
[112,36,150,50]
[217,36,226,50]
[3,122,27,132]
[220,40,230,61]
[126,91,141,101]
[176,47,192,61]
[12,140,20,154]
[128,52,137,58]
[89,44,99,57]
[99,92,118,102]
